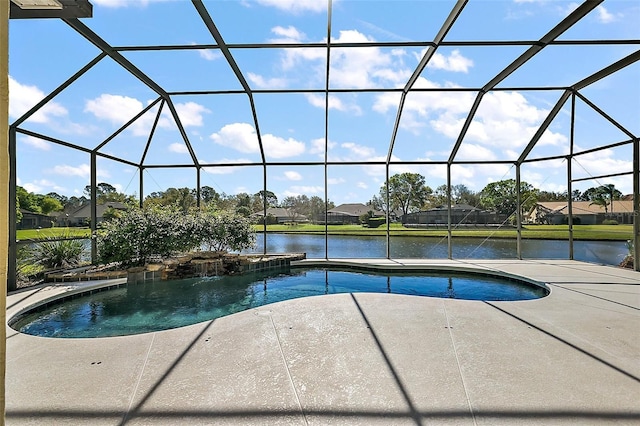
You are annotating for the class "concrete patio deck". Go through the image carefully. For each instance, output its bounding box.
[5,259,640,425]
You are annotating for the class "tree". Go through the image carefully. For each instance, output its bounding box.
[200,186,220,206]
[369,194,388,214]
[84,182,136,205]
[451,184,479,206]
[254,190,278,209]
[233,192,252,217]
[65,196,88,210]
[281,195,308,222]
[538,190,566,202]
[583,184,622,214]
[428,184,478,208]
[589,197,609,213]
[16,186,41,213]
[46,192,68,206]
[308,195,333,223]
[479,179,537,216]
[380,173,432,217]
[38,196,63,215]
[144,187,196,213]
[84,182,117,198]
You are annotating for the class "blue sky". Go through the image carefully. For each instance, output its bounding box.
[8,0,640,206]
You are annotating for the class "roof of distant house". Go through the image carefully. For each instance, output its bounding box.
[533,200,635,215]
[68,201,129,219]
[328,203,383,217]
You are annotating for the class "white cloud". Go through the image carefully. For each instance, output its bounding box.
[168,143,189,154]
[202,159,253,175]
[341,142,376,159]
[247,73,288,89]
[284,186,324,197]
[262,133,306,159]
[329,31,392,89]
[85,94,143,126]
[305,93,362,114]
[253,0,328,13]
[572,147,633,183]
[453,143,497,162]
[356,181,368,189]
[173,102,210,127]
[198,49,221,61]
[20,135,51,151]
[9,76,68,124]
[284,171,303,181]
[425,49,474,73]
[270,26,306,43]
[49,164,91,178]
[375,82,567,157]
[22,179,67,194]
[327,177,346,185]
[85,96,209,136]
[310,138,326,155]
[210,122,305,159]
[559,2,581,17]
[596,6,620,24]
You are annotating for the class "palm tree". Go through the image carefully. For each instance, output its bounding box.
[589,196,609,214]
[600,184,620,214]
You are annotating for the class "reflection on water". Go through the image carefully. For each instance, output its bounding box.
[248,234,628,266]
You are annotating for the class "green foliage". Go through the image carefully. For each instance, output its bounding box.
[365,217,386,228]
[25,233,86,269]
[197,213,256,252]
[97,206,256,266]
[16,197,22,223]
[16,246,44,281]
[381,173,432,216]
[16,186,42,213]
[102,206,122,222]
[479,179,537,216]
[39,196,63,215]
[602,219,619,225]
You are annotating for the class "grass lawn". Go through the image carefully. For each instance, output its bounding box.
[253,223,633,241]
[17,224,631,242]
[17,227,91,241]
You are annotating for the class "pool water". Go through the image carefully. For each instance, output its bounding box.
[11,268,548,338]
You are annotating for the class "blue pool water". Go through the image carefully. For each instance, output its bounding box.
[11,268,548,338]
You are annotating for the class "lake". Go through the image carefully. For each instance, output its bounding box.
[247,234,629,266]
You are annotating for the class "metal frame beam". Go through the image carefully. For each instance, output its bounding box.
[449,0,603,164]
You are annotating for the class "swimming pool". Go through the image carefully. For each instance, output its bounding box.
[11,267,548,338]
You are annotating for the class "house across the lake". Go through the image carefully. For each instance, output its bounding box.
[251,207,307,224]
[527,199,635,225]
[324,203,384,225]
[53,202,130,227]
[17,210,54,230]
[403,204,508,227]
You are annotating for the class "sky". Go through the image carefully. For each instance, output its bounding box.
[7,0,640,208]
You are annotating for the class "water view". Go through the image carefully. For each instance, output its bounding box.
[248,234,628,266]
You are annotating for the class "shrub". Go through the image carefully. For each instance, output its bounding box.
[28,234,86,269]
[602,219,619,225]
[197,212,256,252]
[365,217,386,228]
[97,206,256,266]
[16,246,44,281]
